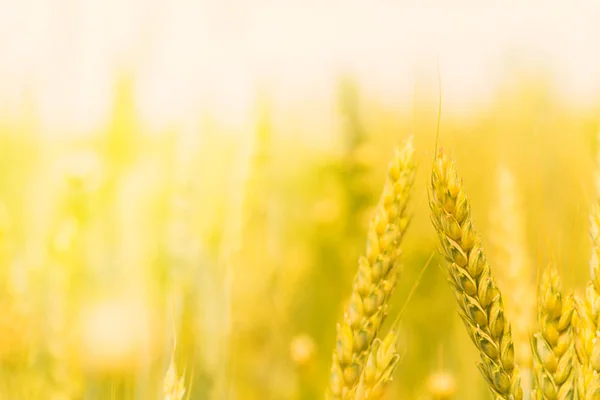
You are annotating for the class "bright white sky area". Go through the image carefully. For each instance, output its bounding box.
[0,1,599,135]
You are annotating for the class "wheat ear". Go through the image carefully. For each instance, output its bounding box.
[574,201,600,399]
[429,150,522,400]
[531,266,575,400]
[574,290,600,399]
[328,137,416,399]
[490,165,535,396]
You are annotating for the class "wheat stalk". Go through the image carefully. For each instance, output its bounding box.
[490,165,535,397]
[429,150,522,400]
[328,137,416,399]
[531,266,575,400]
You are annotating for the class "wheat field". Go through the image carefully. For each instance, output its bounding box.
[1,3,600,400]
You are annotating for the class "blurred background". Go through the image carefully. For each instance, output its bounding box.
[0,2,599,399]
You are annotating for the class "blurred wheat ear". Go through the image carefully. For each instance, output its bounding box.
[489,165,535,395]
[429,150,522,400]
[327,137,416,399]
[531,266,575,400]
[427,369,456,400]
[164,342,186,400]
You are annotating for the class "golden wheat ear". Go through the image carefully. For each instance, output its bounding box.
[429,150,522,400]
[327,137,416,400]
[350,329,400,400]
[531,265,576,400]
[572,138,600,400]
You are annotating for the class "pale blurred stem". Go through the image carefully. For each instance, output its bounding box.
[339,77,365,152]
[48,178,90,395]
[221,257,234,399]
[521,368,532,400]
[489,166,534,400]
[592,130,600,277]
[165,138,202,391]
[212,135,255,399]
[338,78,367,231]
[212,228,236,399]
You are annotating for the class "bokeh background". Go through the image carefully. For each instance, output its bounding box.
[0,2,599,399]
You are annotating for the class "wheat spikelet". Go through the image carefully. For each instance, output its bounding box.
[489,165,535,395]
[350,328,400,400]
[573,290,600,399]
[328,137,416,399]
[531,266,575,400]
[429,150,522,400]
